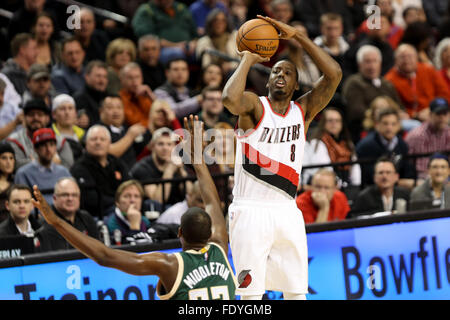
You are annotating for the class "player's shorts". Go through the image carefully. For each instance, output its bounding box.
[228,197,308,296]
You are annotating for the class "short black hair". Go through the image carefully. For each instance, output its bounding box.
[7,184,32,201]
[374,155,398,173]
[165,57,188,70]
[180,207,212,244]
[428,153,450,168]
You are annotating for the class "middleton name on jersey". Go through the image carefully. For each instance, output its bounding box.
[258,124,302,144]
[183,262,231,289]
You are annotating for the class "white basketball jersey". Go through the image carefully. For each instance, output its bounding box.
[233,96,306,200]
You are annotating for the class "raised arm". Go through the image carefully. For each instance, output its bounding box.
[258,15,342,131]
[183,115,229,253]
[222,51,269,133]
[31,186,175,277]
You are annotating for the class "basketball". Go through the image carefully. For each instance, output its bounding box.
[236,18,279,58]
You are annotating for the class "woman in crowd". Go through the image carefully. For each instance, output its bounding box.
[434,37,450,92]
[195,9,239,75]
[105,38,137,95]
[193,63,225,94]
[303,107,361,188]
[0,143,16,223]
[32,11,61,67]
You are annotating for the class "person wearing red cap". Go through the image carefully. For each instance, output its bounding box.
[6,98,74,169]
[14,128,71,205]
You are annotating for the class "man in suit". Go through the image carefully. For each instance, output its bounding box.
[349,157,410,218]
[0,184,41,236]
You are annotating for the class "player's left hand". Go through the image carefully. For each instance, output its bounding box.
[257,15,298,40]
[183,115,205,165]
[32,185,59,226]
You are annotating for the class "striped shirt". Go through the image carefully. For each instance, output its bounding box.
[405,122,450,179]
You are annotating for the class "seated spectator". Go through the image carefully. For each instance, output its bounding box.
[0,78,23,140]
[22,63,55,107]
[156,180,204,225]
[37,177,99,252]
[342,45,402,142]
[70,125,130,219]
[434,38,450,92]
[131,0,198,64]
[303,107,361,187]
[51,94,85,160]
[313,13,349,67]
[119,62,155,127]
[105,38,137,95]
[51,37,86,95]
[104,180,151,242]
[280,22,321,98]
[343,14,394,78]
[0,184,41,237]
[362,95,420,139]
[189,0,227,36]
[356,107,415,188]
[137,35,166,90]
[130,127,187,207]
[385,44,450,121]
[154,58,202,120]
[405,98,450,180]
[74,7,110,63]
[410,153,450,210]
[7,99,73,169]
[0,143,16,223]
[296,169,350,224]
[148,99,183,135]
[32,11,61,67]
[192,63,225,95]
[195,9,239,73]
[196,86,232,130]
[14,128,72,205]
[73,60,109,129]
[349,157,410,218]
[99,96,150,172]
[1,33,38,96]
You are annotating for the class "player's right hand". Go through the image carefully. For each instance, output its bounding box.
[237,49,270,64]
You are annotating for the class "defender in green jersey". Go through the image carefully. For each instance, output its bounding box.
[32,115,237,300]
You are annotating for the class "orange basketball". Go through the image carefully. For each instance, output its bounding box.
[236,18,279,58]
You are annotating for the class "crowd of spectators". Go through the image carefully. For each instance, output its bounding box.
[0,0,450,254]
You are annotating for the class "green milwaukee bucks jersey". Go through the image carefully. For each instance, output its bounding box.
[156,242,237,300]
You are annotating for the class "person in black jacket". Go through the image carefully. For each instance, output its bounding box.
[73,60,109,129]
[36,177,99,252]
[356,107,415,189]
[0,184,41,236]
[349,157,410,218]
[70,125,130,219]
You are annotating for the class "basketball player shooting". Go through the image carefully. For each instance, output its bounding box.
[31,115,237,300]
[222,15,342,300]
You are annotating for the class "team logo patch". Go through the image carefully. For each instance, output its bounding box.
[238,270,252,288]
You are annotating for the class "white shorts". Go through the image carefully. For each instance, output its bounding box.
[228,198,308,296]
